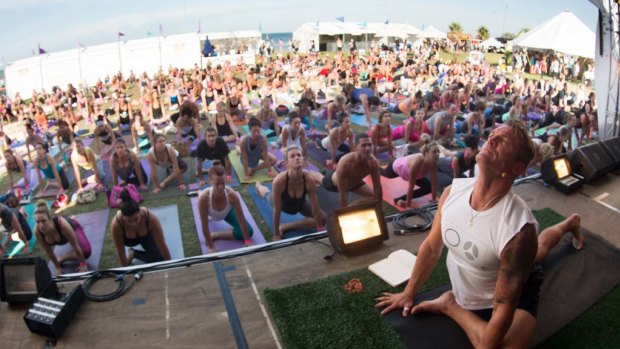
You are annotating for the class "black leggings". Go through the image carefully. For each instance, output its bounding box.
[380,160,432,202]
[320,142,351,162]
[124,163,148,187]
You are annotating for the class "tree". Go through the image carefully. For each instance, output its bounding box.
[448,22,463,34]
[501,32,517,40]
[477,26,490,41]
[516,28,529,37]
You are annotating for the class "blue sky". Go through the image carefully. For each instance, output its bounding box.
[0,0,597,63]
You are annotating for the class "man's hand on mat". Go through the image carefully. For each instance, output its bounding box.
[375,292,414,317]
[140,184,148,191]
[207,245,217,253]
[396,199,411,208]
[178,183,187,191]
[153,186,162,194]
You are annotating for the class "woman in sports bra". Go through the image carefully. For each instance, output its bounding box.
[111,189,171,266]
[226,86,246,121]
[115,97,133,132]
[149,89,169,126]
[255,145,325,240]
[166,82,180,110]
[110,139,148,190]
[34,200,91,274]
[34,142,70,191]
[392,108,425,148]
[71,139,104,192]
[147,134,188,194]
[4,149,29,189]
[197,164,254,253]
[210,101,239,142]
[131,110,154,150]
[256,97,280,138]
[94,115,116,159]
[173,101,201,141]
[368,110,394,158]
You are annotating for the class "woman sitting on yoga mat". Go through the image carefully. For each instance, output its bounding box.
[111,189,171,266]
[34,142,70,192]
[115,96,133,133]
[94,114,117,159]
[256,97,280,138]
[319,115,354,169]
[4,149,29,189]
[111,139,148,190]
[255,145,325,240]
[131,110,154,150]
[147,134,188,193]
[197,163,254,252]
[148,89,169,127]
[392,108,425,148]
[380,141,440,207]
[34,201,91,274]
[375,120,585,349]
[71,139,105,192]
[368,110,394,159]
[210,101,239,142]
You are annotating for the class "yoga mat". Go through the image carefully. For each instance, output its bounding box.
[246,183,317,238]
[188,159,241,190]
[1,233,37,258]
[140,158,195,201]
[124,205,185,263]
[306,142,334,166]
[15,163,40,193]
[34,166,76,198]
[350,114,378,127]
[363,175,433,212]
[228,151,277,183]
[269,147,320,172]
[190,194,265,254]
[385,216,620,347]
[314,184,364,213]
[47,209,110,276]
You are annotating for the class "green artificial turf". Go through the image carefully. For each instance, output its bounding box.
[264,208,620,349]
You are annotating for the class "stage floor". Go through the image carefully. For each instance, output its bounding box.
[2,173,620,348]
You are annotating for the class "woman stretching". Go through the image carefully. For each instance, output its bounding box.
[111,189,171,266]
[380,142,440,207]
[71,139,105,192]
[110,138,148,190]
[147,134,188,193]
[34,142,70,192]
[255,145,325,240]
[368,110,394,158]
[197,163,254,252]
[34,201,91,274]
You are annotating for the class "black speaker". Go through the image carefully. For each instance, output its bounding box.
[570,142,615,182]
[600,137,620,169]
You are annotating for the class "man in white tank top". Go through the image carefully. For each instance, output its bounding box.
[376,120,585,348]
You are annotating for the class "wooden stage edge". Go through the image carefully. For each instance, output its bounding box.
[1,174,620,349]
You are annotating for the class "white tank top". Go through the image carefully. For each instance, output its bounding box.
[441,178,539,310]
[281,125,303,149]
[208,187,232,221]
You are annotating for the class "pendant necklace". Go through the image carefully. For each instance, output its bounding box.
[467,193,503,228]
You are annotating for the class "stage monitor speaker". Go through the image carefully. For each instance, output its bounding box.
[600,137,620,170]
[570,142,615,182]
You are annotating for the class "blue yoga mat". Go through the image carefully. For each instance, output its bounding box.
[350,114,378,127]
[246,183,317,239]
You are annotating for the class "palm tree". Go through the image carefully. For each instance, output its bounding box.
[477,26,490,41]
[448,22,463,34]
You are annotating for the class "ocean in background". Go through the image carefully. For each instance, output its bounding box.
[262,32,293,44]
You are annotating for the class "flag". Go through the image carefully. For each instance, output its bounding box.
[118,32,125,38]
[202,36,213,57]
[336,16,344,23]
[78,41,86,51]
[159,24,164,36]
[385,19,389,25]
[315,20,320,29]
[38,44,47,55]
[197,20,201,34]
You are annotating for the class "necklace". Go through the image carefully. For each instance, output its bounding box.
[467,193,503,228]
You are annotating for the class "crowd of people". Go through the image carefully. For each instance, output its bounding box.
[0,39,593,346]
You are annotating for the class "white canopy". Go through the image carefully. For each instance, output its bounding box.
[416,25,447,40]
[512,10,595,59]
[480,37,504,49]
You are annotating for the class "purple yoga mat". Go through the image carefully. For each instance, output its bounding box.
[190,194,265,254]
[47,209,110,276]
[102,158,150,186]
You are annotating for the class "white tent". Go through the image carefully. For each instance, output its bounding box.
[416,25,448,40]
[512,10,595,59]
[480,37,504,50]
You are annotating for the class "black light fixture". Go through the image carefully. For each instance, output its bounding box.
[327,200,389,255]
[0,256,53,304]
[541,155,584,194]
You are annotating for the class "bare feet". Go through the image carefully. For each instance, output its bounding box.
[412,290,456,316]
[255,181,270,198]
[567,213,585,250]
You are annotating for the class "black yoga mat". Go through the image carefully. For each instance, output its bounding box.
[385,230,620,348]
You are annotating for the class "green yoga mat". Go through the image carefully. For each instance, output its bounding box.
[228,151,277,183]
[264,209,620,349]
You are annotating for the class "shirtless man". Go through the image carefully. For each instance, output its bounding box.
[317,133,382,208]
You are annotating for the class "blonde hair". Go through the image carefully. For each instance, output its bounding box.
[538,143,554,162]
[421,141,439,155]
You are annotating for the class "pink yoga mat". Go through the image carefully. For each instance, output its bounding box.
[363,175,433,212]
[190,194,265,254]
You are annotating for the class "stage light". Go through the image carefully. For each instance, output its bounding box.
[0,256,53,303]
[327,201,389,255]
[541,155,584,194]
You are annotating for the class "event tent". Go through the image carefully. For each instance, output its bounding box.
[292,22,420,52]
[512,10,595,59]
[416,25,448,40]
[480,37,504,50]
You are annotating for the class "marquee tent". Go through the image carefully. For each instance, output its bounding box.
[416,25,448,40]
[512,10,595,59]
